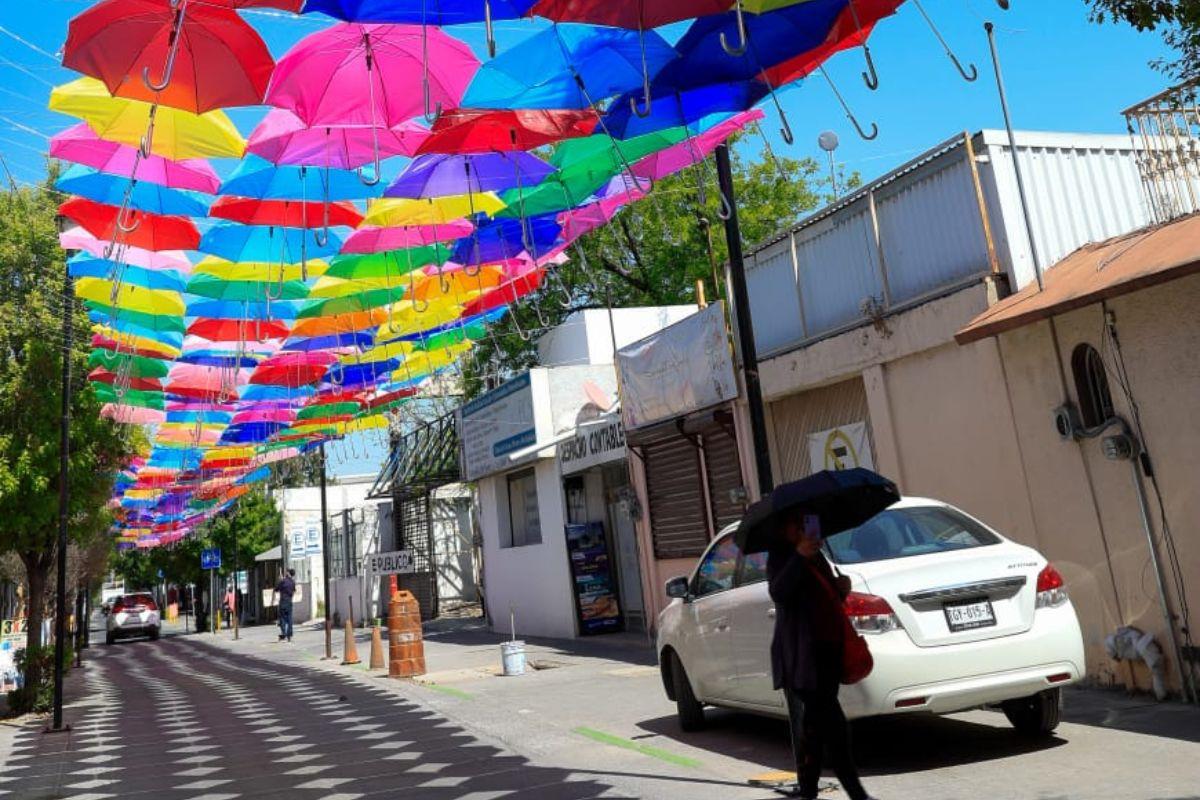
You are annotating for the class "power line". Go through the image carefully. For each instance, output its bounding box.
[0,24,62,62]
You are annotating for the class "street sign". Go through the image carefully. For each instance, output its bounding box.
[200,548,222,570]
[365,550,415,576]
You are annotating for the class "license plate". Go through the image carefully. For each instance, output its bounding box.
[943,598,996,632]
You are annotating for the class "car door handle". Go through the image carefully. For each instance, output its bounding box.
[767,608,776,618]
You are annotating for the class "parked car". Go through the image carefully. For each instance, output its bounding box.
[105,592,161,644]
[656,498,1085,736]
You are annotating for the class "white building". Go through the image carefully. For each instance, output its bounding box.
[460,306,695,640]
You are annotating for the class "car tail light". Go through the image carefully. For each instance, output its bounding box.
[144,599,158,611]
[1036,564,1068,609]
[845,592,903,635]
[112,601,126,614]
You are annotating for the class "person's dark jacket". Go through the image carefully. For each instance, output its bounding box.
[768,546,848,692]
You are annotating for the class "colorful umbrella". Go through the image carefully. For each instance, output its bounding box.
[59,197,201,252]
[49,78,246,160]
[187,317,292,342]
[250,352,338,387]
[531,0,733,26]
[220,156,386,201]
[452,215,562,264]
[186,273,310,302]
[56,164,211,217]
[70,257,188,292]
[384,152,555,199]
[363,194,505,226]
[209,197,365,229]
[64,0,275,114]
[199,223,343,262]
[60,228,191,271]
[50,123,221,193]
[630,109,765,181]
[247,108,429,168]
[341,221,475,253]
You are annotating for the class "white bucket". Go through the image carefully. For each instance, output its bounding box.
[500,640,526,676]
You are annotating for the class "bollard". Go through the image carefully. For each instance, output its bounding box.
[369,624,385,670]
[387,590,426,678]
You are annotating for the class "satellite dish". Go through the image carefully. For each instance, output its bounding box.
[818,130,839,152]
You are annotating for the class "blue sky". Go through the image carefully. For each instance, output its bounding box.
[0,0,1176,477]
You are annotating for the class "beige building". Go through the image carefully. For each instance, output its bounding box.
[741,128,1198,697]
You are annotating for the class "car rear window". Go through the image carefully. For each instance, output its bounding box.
[825,506,1001,565]
[123,594,156,608]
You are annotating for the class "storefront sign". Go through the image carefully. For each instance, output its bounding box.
[559,417,626,475]
[807,422,874,472]
[364,549,415,576]
[616,303,738,430]
[459,372,536,481]
[564,523,623,635]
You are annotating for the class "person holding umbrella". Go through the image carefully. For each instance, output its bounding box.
[738,468,897,800]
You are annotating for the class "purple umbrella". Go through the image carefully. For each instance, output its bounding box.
[384,152,555,199]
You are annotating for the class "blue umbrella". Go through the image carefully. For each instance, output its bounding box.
[654,0,849,91]
[68,255,188,292]
[175,350,265,369]
[461,24,677,110]
[219,422,289,445]
[219,155,386,201]
[451,214,561,265]
[385,152,556,199]
[186,299,303,321]
[322,360,398,391]
[87,311,186,344]
[199,222,343,262]
[166,409,233,424]
[56,164,210,217]
[241,384,315,402]
[282,331,376,352]
[603,81,768,139]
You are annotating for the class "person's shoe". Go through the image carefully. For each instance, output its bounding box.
[287,636,292,642]
[278,634,285,641]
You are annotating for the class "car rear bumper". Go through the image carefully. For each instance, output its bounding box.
[841,602,1085,719]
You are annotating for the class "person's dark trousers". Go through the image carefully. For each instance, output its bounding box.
[784,684,868,800]
[278,602,294,640]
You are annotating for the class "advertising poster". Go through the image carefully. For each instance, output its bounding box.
[564,523,623,635]
[807,422,875,472]
[1,618,27,692]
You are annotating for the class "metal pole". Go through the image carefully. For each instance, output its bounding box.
[232,519,239,640]
[984,22,1044,292]
[714,144,774,496]
[320,442,333,659]
[51,256,73,732]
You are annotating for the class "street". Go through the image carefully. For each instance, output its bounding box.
[2,620,1197,800]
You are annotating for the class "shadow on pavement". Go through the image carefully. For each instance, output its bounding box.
[422,618,656,668]
[1044,686,1200,744]
[637,706,1065,777]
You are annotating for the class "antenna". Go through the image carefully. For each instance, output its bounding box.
[818,130,840,199]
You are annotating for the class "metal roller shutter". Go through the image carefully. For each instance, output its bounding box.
[644,436,708,559]
[769,377,873,481]
[700,423,745,532]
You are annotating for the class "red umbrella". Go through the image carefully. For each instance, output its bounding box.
[250,352,338,387]
[417,108,599,155]
[763,0,902,87]
[209,197,365,229]
[204,0,303,8]
[188,318,291,342]
[59,197,200,252]
[461,269,546,316]
[531,0,733,27]
[88,368,163,393]
[63,0,275,114]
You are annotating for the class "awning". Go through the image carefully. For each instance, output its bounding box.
[957,213,1200,344]
[255,545,281,562]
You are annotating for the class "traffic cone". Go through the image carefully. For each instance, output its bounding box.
[341,618,361,665]
[369,624,385,670]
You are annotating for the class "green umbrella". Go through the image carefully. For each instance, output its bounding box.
[324,244,454,281]
[297,286,408,319]
[92,385,165,410]
[297,401,361,421]
[84,301,187,334]
[186,273,309,301]
[88,350,170,379]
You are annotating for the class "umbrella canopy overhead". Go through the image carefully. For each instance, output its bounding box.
[56,164,211,217]
[416,108,599,155]
[59,197,201,252]
[247,109,430,168]
[735,468,901,554]
[302,0,538,23]
[209,197,365,229]
[531,0,734,27]
[385,152,555,199]
[220,156,384,201]
[50,123,221,194]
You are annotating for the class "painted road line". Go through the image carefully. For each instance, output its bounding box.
[571,727,701,769]
[420,683,475,700]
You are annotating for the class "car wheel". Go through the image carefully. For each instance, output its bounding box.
[105,631,115,646]
[670,652,706,732]
[1002,687,1062,736]
[149,627,160,641]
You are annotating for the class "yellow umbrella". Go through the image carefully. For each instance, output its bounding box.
[376,299,463,340]
[91,325,182,359]
[193,257,328,282]
[409,265,504,303]
[49,77,246,160]
[390,343,471,382]
[363,194,505,227]
[75,277,185,316]
[306,273,418,299]
[357,339,416,364]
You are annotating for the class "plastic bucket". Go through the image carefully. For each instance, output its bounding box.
[500,640,526,676]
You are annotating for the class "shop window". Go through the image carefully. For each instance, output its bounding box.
[693,534,740,597]
[504,468,542,548]
[564,476,587,525]
[1071,344,1115,429]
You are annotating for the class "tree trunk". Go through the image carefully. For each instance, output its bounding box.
[21,551,50,689]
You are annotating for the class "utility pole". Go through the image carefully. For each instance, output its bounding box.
[232,520,239,640]
[714,144,774,497]
[320,442,333,659]
[50,254,73,733]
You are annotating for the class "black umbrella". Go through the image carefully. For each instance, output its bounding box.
[735,468,900,554]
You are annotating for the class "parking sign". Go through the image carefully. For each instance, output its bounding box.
[200,548,222,570]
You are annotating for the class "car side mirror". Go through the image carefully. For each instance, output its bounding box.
[665,576,690,601]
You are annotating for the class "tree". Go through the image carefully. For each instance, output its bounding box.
[1087,1,1200,80]
[0,176,137,677]
[462,141,839,397]
[200,487,281,579]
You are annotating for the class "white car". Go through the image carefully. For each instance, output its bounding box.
[104,592,161,644]
[656,498,1085,736]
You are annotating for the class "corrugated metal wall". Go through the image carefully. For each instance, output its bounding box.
[747,130,1151,360]
[769,378,873,482]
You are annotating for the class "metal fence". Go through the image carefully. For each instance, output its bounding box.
[1124,82,1200,223]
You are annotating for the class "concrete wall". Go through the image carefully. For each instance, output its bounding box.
[477,458,577,640]
[537,307,697,368]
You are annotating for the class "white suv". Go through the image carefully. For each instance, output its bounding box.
[656,498,1085,735]
[104,592,161,644]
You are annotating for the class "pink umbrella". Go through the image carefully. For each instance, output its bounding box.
[50,123,221,193]
[59,227,192,272]
[558,185,648,242]
[102,404,166,425]
[247,108,430,168]
[631,110,765,183]
[265,24,478,175]
[166,363,250,402]
[232,408,297,424]
[342,220,474,253]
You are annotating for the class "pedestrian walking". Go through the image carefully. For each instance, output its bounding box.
[223,585,236,629]
[768,511,875,800]
[272,569,297,642]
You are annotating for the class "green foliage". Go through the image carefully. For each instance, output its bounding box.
[5,643,73,716]
[1087,0,1200,79]
[462,142,834,398]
